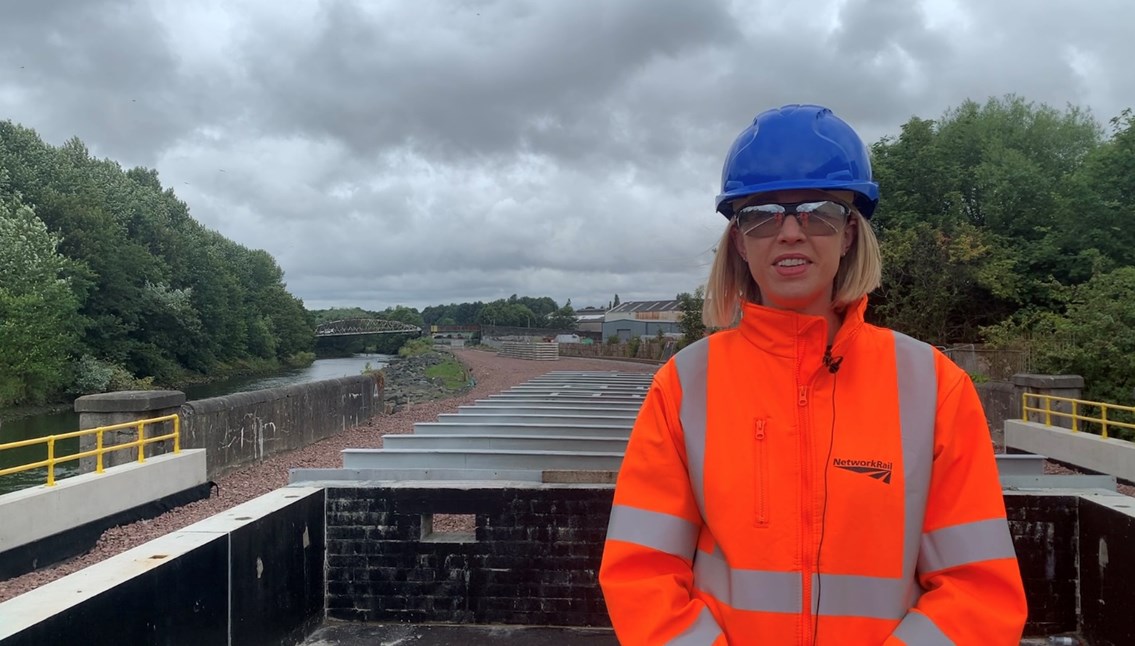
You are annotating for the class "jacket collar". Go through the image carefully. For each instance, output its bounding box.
[736,296,868,362]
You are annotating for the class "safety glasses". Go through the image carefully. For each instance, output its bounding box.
[733,200,851,238]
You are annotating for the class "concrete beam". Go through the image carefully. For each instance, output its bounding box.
[435,413,634,427]
[0,450,207,553]
[0,487,324,646]
[485,395,644,404]
[996,454,1047,475]
[341,448,624,471]
[460,405,642,415]
[382,434,628,453]
[508,386,648,393]
[413,423,631,438]
[289,467,546,484]
[1000,474,1117,491]
[1006,420,1135,483]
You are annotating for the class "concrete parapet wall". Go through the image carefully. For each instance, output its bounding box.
[498,342,559,361]
[181,375,381,477]
[0,487,325,646]
[1005,419,1135,482]
[0,450,206,555]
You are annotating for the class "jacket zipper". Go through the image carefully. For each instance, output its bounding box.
[754,418,770,527]
[798,375,814,645]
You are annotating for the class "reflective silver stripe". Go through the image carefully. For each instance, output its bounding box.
[893,331,937,586]
[919,518,1017,574]
[668,606,723,646]
[693,547,800,613]
[674,337,710,518]
[813,573,918,620]
[892,610,954,646]
[606,504,699,561]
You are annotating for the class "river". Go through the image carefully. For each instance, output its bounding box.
[0,354,392,495]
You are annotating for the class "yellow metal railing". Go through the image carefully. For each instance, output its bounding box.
[1022,393,1135,439]
[0,415,180,486]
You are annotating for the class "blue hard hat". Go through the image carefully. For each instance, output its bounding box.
[715,104,879,218]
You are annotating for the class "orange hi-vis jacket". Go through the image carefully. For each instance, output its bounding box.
[599,298,1027,645]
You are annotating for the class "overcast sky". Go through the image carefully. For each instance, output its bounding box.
[2,0,1132,312]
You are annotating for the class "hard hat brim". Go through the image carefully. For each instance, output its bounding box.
[716,179,879,219]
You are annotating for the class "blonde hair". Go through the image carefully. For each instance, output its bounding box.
[702,211,882,328]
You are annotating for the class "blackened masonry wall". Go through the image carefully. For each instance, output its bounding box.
[325,484,611,626]
[326,485,1120,637]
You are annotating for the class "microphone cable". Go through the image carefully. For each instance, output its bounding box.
[814,348,840,643]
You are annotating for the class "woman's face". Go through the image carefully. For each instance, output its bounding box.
[730,189,857,318]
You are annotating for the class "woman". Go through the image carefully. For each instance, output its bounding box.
[599,104,1027,645]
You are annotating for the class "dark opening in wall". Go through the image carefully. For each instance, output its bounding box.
[421,513,476,543]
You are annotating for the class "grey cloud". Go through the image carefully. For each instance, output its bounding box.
[5,0,1135,315]
[236,0,740,164]
[0,0,210,164]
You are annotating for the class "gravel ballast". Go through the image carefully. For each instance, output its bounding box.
[0,349,656,603]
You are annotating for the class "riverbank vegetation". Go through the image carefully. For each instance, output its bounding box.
[0,122,315,410]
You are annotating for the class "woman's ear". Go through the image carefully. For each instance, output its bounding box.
[841,216,858,257]
[731,225,748,262]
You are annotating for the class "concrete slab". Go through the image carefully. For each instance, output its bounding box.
[0,450,207,552]
[382,433,628,453]
[1001,474,1117,491]
[1006,420,1135,483]
[483,397,645,407]
[341,448,624,471]
[461,404,642,414]
[413,424,630,439]
[300,621,618,645]
[995,454,1047,476]
[436,413,635,427]
[288,467,546,484]
[413,422,632,436]
[507,386,647,394]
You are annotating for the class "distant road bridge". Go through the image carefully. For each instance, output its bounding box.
[314,319,422,337]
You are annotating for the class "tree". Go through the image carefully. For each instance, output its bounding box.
[676,287,706,346]
[0,120,316,393]
[613,294,621,307]
[546,300,578,330]
[985,267,1135,412]
[0,189,80,405]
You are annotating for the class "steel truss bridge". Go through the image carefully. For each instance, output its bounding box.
[314,319,422,337]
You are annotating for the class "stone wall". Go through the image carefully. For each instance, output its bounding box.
[324,484,1116,637]
[180,375,382,478]
[325,485,611,626]
[1004,492,1079,634]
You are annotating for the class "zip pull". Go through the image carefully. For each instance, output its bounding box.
[798,385,808,407]
[754,418,766,440]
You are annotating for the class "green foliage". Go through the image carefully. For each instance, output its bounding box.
[476,300,538,327]
[70,354,154,395]
[676,287,707,346]
[868,96,1123,347]
[0,189,81,405]
[425,358,467,389]
[283,351,316,368]
[0,120,314,402]
[546,300,578,330]
[398,338,435,357]
[985,267,1135,404]
[628,336,641,357]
